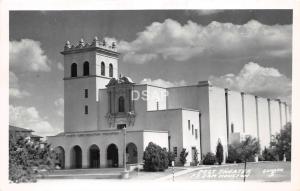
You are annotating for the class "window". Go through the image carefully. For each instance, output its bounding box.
[101,62,105,76]
[83,61,89,76]
[195,129,198,139]
[71,63,77,77]
[84,89,88,98]
[109,64,113,77]
[117,124,126,129]
[192,125,194,135]
[118,96,125,112]
[156,101,159,110]
[231,123,234,133]
[173,147,177,156]
[188,120,190,130]
[84,105,88,114]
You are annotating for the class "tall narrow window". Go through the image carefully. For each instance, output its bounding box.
[188,120,191,130]
[173,147,178,156]
[84,89,88,98]
[195,129,198,139]
[156,101,159,110]
[71,63,77,77]
[109,63,113,77]
[192,125,194,135]
[85,105,88,114]
[231,123,234,133]
[118,96,125,112]
[83,61,89,76]
[101,62,105,76]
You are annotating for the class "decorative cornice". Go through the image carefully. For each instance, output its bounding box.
[61,37,120,57]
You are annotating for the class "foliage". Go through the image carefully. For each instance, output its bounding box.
[179,148,188,166]
[9,135,57,183]
[202,152,216,165]
[192,148,199,166]
[167,151,176,166]
[270,123,291,161]
[261,147,278,161]
[143,142,169,171]
[226,145,242,163]
[216,141,224,165]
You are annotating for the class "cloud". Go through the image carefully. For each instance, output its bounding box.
[54,98,64,117]
[140,78,186,88]
[9,71,30,98]
[10,39,51,72]
[209,62,291,103]
[9,105,60,138]
[118,19,291,64]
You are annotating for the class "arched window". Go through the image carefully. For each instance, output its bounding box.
[71,63,77,77]
[118,96,125,112]
[109,64,113,77]
[83,61,89,76]
[101,62,105,76]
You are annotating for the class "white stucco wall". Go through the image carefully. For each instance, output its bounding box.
[143,131,169,151]
[227,90,243,134]
[146,85,167,111]
[208,86,228,154]
[257,97,271,149]
[167,86,199,110]
[280,102,287,128]
[243,94,258,137]
[95,52,118,78]
[270,100,281,135]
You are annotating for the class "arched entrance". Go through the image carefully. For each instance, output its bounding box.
[54,146,65,169]
[107,144,119,167]
[71,145,82,169]
[126,143,138,164]
[89,144,100,168]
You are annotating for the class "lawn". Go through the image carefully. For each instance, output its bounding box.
[176,161,291,182]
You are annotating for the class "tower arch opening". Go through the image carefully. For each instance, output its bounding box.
[71,63,77,77]
[101,62,105,76]
[83,61,90,76]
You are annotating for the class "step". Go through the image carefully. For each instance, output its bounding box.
[40,173,121,179]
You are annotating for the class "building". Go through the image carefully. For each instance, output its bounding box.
[9,125,43,142]
[47,37,291,169]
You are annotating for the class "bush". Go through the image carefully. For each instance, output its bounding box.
[179,148,188,166]
[167,151,176,166]
[226,145,242,163]
[216,141,224,165]
[203,152,216,165]
[143,142,169,171]
[270,122,291,161]
[192,148,199,166]
[262,147,278,161]
[9,135,56,183]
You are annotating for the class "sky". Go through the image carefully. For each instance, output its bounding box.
[9,10,292,138]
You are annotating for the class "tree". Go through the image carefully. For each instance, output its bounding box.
[167,151,176,166]
[179,148,188,166]
[192,148,199,166]
[9,135,57,183]
[235,136,260,182]
[270,122,291,161]
[143,142,169,171]
[216,140,224,165]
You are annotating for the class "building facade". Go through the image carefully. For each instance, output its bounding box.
[47,37,291,169]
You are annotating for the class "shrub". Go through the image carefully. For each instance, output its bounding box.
[203,152,216,165]
[143,142,169,172]
[262,147,278,161]
[216,141,224,165]
[179,148,188,166]
[192,148,199,166]
[226,145,242,163]
[9,135,56,183]
[167,151,176,166]
[270,122,291,161]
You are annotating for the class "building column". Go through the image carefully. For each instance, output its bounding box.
[241,92,245,133]
[278,100,283,129]
[100,147,107,168]
[82,147,89,168]
[255,96,260,141]
[267,99,272,142]
[225,89,230,144]
[284,103,288,124]
[65,147,71,169]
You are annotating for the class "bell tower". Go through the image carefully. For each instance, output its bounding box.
[61,37,120,133]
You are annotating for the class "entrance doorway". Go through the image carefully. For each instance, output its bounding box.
[89,145,100,168]
[126,143,138,164]
[54,146,65,169]
[107,144,119,167]
[71,145,82,169]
